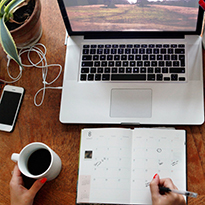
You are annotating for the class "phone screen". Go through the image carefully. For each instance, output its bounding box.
[0,91,22,125]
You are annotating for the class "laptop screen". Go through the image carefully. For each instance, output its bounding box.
[58,0,204,35]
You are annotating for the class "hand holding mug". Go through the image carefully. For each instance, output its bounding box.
[10,165,47,205]
[11,142,62,181]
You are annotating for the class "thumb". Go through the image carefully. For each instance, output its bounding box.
[150,174,160,199]
[29,178,47,198]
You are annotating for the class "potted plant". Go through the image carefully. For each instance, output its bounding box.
[0,0,42,67]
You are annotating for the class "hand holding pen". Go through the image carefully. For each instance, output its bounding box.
[150,174,186,205]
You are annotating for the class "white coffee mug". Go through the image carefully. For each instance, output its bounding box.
[11,142,62,181]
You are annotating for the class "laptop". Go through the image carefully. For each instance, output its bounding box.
[57,0,204,125]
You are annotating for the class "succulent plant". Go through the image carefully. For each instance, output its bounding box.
[0,0,27,67]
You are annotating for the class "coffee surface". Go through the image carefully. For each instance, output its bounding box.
[27,148,51,175]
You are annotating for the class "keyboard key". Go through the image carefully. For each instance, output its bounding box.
[128,55,134,60]
[139,48,145,54]
[170,68,185,73]
[88,74,94,81]
[83,49,89,54]
[81,68,89,73]
[97,49,103,54]
[80,74,87,81]
[109,61,114,66]
[90,68,96,73]
[144,61,150,66]
[94,61,100,66]
[157,74,163,81]
[121,55,127,60]
[175,49,185,54]
[102,74,110,81]
[132,48,138,54]
[101,61,107,66]
[155,67,161,73]
[130,61,135,66]
[162,67,168,73]
[158,61,164,66]
[148,67,153,73]
[93,55,99,60]
[141,44,147,48]
[95,74,101,81]
[123,61,128,66]
[148,74,155,81]
[111,74,146,81]
[105,44,111,48]
[112,68,118,73]
[173,61,179,66]
[125,49,131,54]
[140,67,146,73]
[171,74,178,81]
[114,55,120,60]
[126,67,132,73]
[178,44,185,48]
[133,67,139,73]
[146,48,152,54]
[82,55,92,60]
[153,49,159,54]
[119,68,125,73]
[90,49,96,54]
[115,61,121,66]
[111,49,117,54]
[104,49,110,54]
[105,68,110,73]
[100,55,106,60]
[179,77,186,81]
[127,44,133,48]
[118,49,124,54]
[97,68,103,73]
[135,55,141,60]
[98,44,104,48]
[112,44,118,48]
[107,55,113,60]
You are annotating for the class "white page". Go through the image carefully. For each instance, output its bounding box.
[77,128,132,204]
[130,128,186,204]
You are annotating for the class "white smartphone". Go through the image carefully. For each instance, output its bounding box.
[0,85,24,132]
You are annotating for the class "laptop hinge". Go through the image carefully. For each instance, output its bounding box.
[84,32,185,39]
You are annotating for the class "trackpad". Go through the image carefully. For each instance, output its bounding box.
[110,89,152,118]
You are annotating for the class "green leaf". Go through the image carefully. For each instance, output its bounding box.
[5,0,25,14]
[0,0,10,13]
[0,14,22,67]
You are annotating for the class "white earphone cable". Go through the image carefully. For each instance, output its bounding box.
[0,43,62,106]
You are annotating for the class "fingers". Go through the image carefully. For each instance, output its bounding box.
[10,165,24,188]
[150,173,160,201]
[160,178,178,190]
[28,178,47,198]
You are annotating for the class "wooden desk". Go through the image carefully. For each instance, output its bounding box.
[0,0,205,204]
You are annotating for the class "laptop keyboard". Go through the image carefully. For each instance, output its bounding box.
[80,43,186,82]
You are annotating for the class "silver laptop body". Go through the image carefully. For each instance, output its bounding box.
[57,0,204,125]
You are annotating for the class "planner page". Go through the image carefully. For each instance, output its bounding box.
[77,128,133,204]
[130,128,186,204]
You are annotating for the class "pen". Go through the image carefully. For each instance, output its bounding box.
[159,186,198,198]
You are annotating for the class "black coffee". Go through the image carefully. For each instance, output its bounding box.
[27,148,51,175]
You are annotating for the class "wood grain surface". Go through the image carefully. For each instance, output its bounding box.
[0,0,205,204]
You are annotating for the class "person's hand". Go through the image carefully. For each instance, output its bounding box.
[10,165,47,205]
[150,174,186,205]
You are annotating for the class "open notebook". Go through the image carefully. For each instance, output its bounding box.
[77,128,186,204]
[57,0,204,125]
